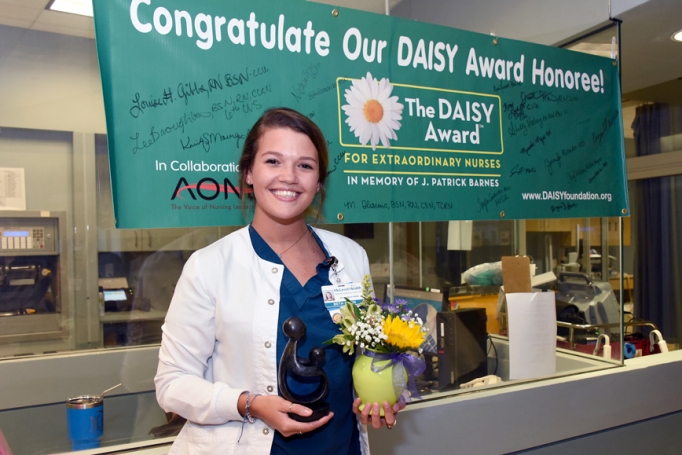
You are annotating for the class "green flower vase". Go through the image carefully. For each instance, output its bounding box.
[352,350,407,416]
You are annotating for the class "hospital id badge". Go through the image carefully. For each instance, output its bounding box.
[322,282,363,323]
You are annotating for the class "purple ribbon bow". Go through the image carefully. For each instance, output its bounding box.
[363,350,426,401]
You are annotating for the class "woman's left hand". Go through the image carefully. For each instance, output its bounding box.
[352,397,405,430]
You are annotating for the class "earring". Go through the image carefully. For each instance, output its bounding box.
[316,183,321,192]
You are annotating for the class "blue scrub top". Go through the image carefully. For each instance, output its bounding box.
[249,226,360,455]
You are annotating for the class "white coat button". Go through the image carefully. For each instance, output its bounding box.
[267,385,274,392]
[272,268,278,274]
[265,341,272,348]
[268,299,275,305]
[336,278,341,283]
[263,428,270,435]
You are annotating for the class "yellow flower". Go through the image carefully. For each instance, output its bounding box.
[383,315,425,351]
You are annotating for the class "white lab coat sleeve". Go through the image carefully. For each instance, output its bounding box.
[358,418,370,455]
[155,251,245,424]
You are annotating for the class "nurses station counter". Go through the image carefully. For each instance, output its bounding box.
[1,343,681,454]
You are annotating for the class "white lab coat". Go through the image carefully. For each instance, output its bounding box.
[155,226,371,455]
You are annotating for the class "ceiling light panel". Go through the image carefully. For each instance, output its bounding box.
[48,0,93,18]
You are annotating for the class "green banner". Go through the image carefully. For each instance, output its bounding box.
[93,0,629,228]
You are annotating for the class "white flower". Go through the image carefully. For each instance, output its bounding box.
[342,71,404,150]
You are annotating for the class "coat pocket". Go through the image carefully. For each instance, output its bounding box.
[176,420,239,454]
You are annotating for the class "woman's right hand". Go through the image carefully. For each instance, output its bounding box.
[249,395,333,437]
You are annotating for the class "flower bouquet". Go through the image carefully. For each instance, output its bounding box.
[328,275,427,415]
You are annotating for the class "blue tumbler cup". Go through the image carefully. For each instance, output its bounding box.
[66,395,104,450]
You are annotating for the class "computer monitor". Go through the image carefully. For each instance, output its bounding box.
[382,284,448,355]
[436,308,488,390]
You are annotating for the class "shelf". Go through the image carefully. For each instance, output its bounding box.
[610,275,634,291]
[526,218,631,246]
[100,309,167,323]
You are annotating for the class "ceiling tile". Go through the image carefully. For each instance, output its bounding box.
[33,9,93,38]
[0,16,32,28]
[32,21,94,39]
[0,0,50,7]
[0,2,41,23]
[37,9,92,27]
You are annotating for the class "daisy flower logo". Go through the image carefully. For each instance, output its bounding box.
[342,72,404,150]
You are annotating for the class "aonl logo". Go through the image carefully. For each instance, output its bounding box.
[171,177,251,200]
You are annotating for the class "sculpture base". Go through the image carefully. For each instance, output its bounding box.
[288,401,330,423]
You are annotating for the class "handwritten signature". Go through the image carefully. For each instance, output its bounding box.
[510,164,537,177]
[130,111,213,154]
[592,110,619,145]
[544,140,586,175]
[477,187,511,213]
[326,150,346,177]
[519,130,551,156]
[550,201,578,213]
[180,131,246,153]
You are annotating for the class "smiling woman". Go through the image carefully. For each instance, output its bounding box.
[155,107,402,455]
[245,128,321,226]
[238,108,329,223]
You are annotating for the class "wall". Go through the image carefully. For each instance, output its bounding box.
[392,0,613,45]
[0,127,73,212]
[514,411,682,454]
[0,24,105,133]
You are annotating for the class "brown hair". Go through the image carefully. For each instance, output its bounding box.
[239,107,329,222]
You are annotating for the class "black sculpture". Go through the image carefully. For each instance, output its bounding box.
[278,317,330,422]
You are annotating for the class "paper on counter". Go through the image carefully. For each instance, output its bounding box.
[531,271,557,287]
[99,277,130,289]
[0,168,26,211]
[506,292,556,380]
